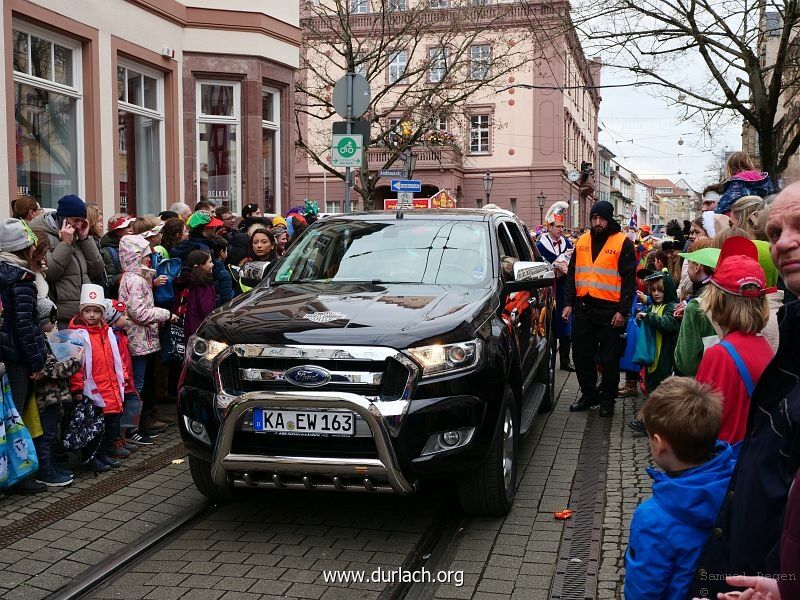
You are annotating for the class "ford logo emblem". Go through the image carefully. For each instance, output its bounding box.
[283,365,331,388]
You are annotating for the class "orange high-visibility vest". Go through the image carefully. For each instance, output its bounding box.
[574,231,626,302]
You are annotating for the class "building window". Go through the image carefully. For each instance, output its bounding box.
[12,24,82,208]
[470,44,491,80]
[388,0,407,10]
[354,52,367,78]
[429,47,448,83]
[470,0,490,4]
[388,51,408,84]
[196,81,240,211]
[350,0,369,14]
[325,201,340,214]
[476,198,483,208]
[262,87,281,214]
[116,61,165,216]
[435,115,447,130]
[429,0,450,7]
[469,114,490,154]
[510,197,517,213]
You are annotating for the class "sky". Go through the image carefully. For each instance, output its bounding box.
[597,69,744,191]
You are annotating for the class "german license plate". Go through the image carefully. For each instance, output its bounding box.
[252,409,355,436]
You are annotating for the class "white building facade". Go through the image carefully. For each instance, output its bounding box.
[3,0,300,219]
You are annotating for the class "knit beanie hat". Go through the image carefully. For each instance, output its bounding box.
[37,296,57,326]
[0,218,37,252]
[589,200,615,222]
[103,299,127,326]
[56,194,87,218]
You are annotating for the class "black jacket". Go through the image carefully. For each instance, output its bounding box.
[564,221,637,314]
[0,260,48,372]
[686,300,800,597]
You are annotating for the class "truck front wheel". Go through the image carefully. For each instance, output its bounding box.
[457,388,518,516]
[188,455,239,502]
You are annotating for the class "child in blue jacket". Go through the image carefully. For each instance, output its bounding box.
[625,376,736,600]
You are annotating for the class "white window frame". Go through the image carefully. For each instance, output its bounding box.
[428,47,449,83]
[388,51,408,84]
[470,0,491,4]
[350,0,369,14]
[429,0,450,7]
[196,80,242,212]
[12,20,85,199]
[354,52,367,78]
[470,44,491,80]
[261,86,281,215]
[435,115,448,130]
[388,0,407,10]
[117,58,166,213]
[469,114,491,154]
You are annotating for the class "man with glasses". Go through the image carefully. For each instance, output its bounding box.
[536,203,575,371]
[214,206,237,236]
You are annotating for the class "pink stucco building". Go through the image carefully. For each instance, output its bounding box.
[294,0,601,229]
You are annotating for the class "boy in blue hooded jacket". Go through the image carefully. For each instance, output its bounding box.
[625,376,736,599]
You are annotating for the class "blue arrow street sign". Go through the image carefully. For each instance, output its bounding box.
[390,180,422,193]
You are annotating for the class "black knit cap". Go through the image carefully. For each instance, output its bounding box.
[590,200,615,222]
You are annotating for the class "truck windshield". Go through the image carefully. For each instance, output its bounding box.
[270,219,492,286]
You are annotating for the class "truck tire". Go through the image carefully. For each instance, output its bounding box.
[188,455,239,502]
[457,388,518,516]
[537,333,557,413]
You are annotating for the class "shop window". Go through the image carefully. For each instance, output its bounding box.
[116,61,164,215]
[197,81,240,211]
[262,87,281,214]
[12,23,82,208]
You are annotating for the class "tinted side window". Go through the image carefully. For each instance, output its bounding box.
[497,223,517,259]
[505,221,532,261]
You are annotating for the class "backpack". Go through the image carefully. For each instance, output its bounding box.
[151,253,182,307]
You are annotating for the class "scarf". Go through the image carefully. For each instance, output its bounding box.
[647,304,666,375]
[74,327,125,408]
[539,234,566,258]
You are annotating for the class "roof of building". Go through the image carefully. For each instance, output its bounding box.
[640,178,677,189]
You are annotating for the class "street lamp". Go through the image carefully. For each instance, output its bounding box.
[482,171,494,206]
[538,191,547,226]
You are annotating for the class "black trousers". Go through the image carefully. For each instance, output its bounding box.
[572,302,626,400]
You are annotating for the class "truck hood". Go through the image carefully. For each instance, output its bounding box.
[198,282,496,348]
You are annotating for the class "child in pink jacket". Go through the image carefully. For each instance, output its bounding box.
[117,235,175,443]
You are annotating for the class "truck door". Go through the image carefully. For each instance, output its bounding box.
[497,221,535,392]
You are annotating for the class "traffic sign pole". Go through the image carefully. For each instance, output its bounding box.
[345,72,353,213]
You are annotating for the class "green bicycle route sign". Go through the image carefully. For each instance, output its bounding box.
[331,134,363,167]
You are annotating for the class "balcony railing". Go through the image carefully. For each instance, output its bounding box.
[303,2,567,36]
[368,146,463,171]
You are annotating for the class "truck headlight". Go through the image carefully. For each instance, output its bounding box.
[187,335,228,372]
[404,340,483,378]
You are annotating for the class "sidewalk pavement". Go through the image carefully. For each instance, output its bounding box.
[0,410,204,600]
[428,371,653,600]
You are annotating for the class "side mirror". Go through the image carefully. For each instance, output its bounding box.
[506,261,555,292]
[513,261,554,282]
[239,261,271,289]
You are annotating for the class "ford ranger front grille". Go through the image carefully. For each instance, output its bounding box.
[216,348,413,399]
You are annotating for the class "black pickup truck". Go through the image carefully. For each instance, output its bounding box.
[178,209,556,515]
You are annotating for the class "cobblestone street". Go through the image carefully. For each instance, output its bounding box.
[0,370,655,600]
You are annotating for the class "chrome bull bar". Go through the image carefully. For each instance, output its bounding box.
[211,390,415,494]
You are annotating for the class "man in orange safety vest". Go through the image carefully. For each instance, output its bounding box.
[562,200,637,417]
